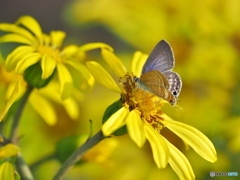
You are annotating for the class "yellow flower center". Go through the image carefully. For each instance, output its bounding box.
[120,73,164,132]
[37,45,62,62]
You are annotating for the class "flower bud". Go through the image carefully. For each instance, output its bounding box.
[24,62,55,88]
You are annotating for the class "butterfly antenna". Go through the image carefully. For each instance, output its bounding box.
[174,105,182,109]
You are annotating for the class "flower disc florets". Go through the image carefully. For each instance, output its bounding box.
[119,73,165,132]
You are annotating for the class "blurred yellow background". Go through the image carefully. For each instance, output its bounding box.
[0,0,240,179]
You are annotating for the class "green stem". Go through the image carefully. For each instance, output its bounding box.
[30,153,57,170]
[16,153,35,180]
[53,130,106,180]
[10,85,33,143]
[9,85,34,180]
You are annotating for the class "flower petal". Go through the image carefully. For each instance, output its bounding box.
[62,97,79,120]
[144,123,169,168]
[64,60,95,88]
[0,77,25,121]
[42,34,50,46]
[16,16,42,41]
[0,144,20,159]
[0,33,33,45]
[164,137,195,180]
[15,52,41,74]
[77,42,113,52]
[62,45,86,61]
[86,61,121,93]
[162,114,217,163]
[101,48,127,77]
[78,63,95,88]
[102,107,128,136]
[57,63,73,100]
[61,45,78,55]
[41,55,56,79]
[50,31,66,48]
[130,51,148,77]
[5,46,35,72]
[0,162,15,180]
[29,92,57,125]
[5,78,26,99]
[0,23,35,42]
[126,110,146,147]
[36,81,79,119]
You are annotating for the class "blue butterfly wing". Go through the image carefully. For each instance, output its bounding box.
[141,40,174,74]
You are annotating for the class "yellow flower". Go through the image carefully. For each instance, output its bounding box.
[0,144,20,159]
[225,117,240,152]
[29,81,82,125]
[0,162,15,180]
[0,143,20,180]
[82,138,118,167]
[0,61,81,125]
[0,15,112,122]
[87,49,217,180]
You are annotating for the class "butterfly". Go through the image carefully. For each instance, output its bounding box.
[135,40,182,106]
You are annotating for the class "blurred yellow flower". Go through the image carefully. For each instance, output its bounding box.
[0,142,20,180]
[72,0,240,51]
[29,81,81,125]
[225,117,240,152]
[0,162,15,180]
[0,144,20,159]
[0,62,80,125]
[82,138,118,167]
[87,49,217,179]
[0,15,112,99]
[0,15,112,123]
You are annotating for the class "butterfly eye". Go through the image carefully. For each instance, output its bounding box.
[169,99,174,104]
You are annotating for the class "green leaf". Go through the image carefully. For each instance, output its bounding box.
[55,134,86,164]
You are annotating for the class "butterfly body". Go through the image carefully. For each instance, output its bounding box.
[137,40,182,106]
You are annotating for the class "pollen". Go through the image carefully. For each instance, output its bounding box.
[119,73,164,132]
[37,45,62,62]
